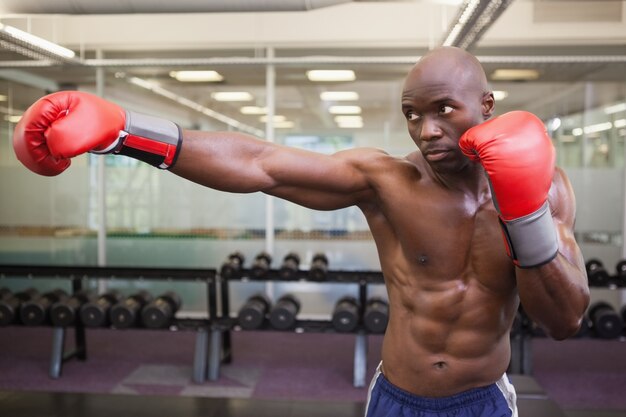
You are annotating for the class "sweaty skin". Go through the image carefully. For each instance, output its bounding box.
[171,47,589,397]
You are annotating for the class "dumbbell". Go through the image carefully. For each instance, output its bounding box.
[614,260,626,287]
[50,290,93,327]
[0,288,39,326]
[237,294,271,330]
[20,289,69,326]
[141,291,182,329]
[332,296,360,333]
[279,252,300,281]
[0,287,11,300]
[269,294,301,330]
[585,259,611,287]
[588,301,623,339]
[250,252,272,279]
[308,253,329,282]
[621,305,626,328]
[110,290,153,329]
[220,252,245,279]
[79,290,123,327]
[364,297,389,334]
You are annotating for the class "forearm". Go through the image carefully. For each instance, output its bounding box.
[516,250,590,340]
[170,129,278,193]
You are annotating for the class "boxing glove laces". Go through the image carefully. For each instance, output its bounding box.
[459,111,558,268]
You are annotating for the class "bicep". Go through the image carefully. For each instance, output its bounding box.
[263,148,379,210]
[173,130,378,210]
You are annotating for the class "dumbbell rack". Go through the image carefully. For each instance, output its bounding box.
[213,268,385,387]
[0,264,218,383]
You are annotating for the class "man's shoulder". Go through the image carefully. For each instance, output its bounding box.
[351,148,424,177]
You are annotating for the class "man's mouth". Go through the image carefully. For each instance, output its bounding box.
[425,149,450,162]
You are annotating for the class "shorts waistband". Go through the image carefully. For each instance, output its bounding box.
[375,373,504,412]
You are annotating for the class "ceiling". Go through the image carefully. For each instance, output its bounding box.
[0,0,625,142]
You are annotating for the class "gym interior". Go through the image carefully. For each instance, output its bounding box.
[0,1,625,416]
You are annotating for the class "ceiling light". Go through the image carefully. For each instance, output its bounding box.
[0,23,75,59]
[240,106,267,115]
[492,90,508,101]
[572,122,613,136]
[334,115,363,123]
[306,70,356,82]
[604,103,626,115]
[274,121,295,129]
[260,115,287,123]
[337,120,364,128]
[329,105,361,115]
[129,77,262,136]
[169,70,223,82]
[320,91,360,101]
[441,0,513,49]
[491,69,539,81]
[4,114,22,123]
[211,92,254,102]
[614,119,626,128]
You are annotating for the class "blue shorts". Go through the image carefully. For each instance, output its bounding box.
[365,363,518,417]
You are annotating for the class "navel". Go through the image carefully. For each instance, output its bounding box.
[418,254,429,265]
[433,361,447,370]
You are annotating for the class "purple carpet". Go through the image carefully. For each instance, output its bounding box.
[0,327,625,411]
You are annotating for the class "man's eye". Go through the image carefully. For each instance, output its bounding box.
[406,112,420,121]
[440,105,453,115]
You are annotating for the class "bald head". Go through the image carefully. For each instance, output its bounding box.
[406,47,489,96]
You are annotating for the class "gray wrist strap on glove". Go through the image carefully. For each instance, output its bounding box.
[499,201,559,268]
[92,110,182,170]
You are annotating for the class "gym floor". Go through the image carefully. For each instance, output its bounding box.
[0,327,625,417]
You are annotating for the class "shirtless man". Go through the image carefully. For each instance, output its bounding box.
[13,47,590,417]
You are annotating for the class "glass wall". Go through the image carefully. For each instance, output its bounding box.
[1,50,625,313]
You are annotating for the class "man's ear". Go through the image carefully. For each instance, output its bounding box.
[482,92,495,120]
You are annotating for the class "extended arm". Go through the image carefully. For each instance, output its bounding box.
[13,91,379,211]
[515,168,589,339]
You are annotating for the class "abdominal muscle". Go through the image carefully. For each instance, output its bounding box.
[380,276,516,398]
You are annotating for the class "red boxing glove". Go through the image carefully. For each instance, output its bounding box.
[459,111,558,268]
[13,91,182,176]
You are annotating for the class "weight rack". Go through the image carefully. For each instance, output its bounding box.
[214,267,385,387]
[0,264,218,383]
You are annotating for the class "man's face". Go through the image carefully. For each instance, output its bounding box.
[401,65,492,173]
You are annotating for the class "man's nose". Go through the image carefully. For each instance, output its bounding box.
[420,117,443,141]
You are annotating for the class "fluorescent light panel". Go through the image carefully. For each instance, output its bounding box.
[329,105,362,115]
[442,0,481,46]
[334,115,363,123]
[240,106,267,115]
[274,121,295,129]
[260,115,287,123]
[491,69,539,81]
[338,120,363,128]
[307,70,356,82]
[169,70,223,82]
[4,114,22,123]
[614,119,626,128]
[211,92,253,102]
[605,103,626,115]
[0,23,75,59]
[320,91,359,101]
[572,122,614,136]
